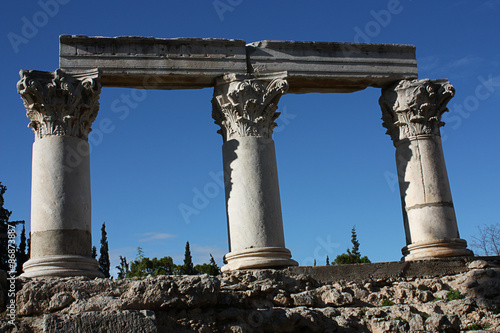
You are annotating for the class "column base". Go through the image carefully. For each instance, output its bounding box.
[402,238,474,261]
[22,255,104,278]
[221,246,298,272]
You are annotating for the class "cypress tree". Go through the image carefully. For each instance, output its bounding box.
[350,226,361,257]
[182,241,195,275]
[92,246,97,259]
[16,223,29,274]
[116,256,129,279]
[98,222,110,278]
[334,225,371,265]
[208,254,220,275]
[27,233,31,260]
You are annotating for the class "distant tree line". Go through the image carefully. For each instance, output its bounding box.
[115,242,219,279]
[92,222,220,279]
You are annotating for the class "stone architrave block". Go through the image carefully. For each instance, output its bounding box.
[60,35,418,93]
[246,40,418,93]
[59,35,247,89]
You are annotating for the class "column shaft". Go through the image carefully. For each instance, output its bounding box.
[223,137,285,250]
[380,79,473,260]
[213,72,297,271]
[30,136,92,257]
[17,69,103,278]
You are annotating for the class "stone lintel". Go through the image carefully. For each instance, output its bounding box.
[59,35,248,89]
[59,35,418,92]
[247,40,418,93]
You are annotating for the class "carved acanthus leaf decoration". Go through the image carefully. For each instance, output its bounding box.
[17,69,101,141]
[212,73,289,141]
[379,79,455,144]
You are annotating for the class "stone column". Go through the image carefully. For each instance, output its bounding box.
[212,72,298,271]
[379,79,473,260]
[17,69,103,278]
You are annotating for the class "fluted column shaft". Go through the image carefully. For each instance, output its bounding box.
[380,79,473,260]
[17,69,103,278]
[212,72,298,271]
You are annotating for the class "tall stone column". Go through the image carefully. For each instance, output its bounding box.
[17,69,103,278]
[212,72,298,271]
[380,79,473,260]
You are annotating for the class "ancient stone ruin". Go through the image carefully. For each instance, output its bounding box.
[7,34,500,333]
[4,258,500,331]
[15,35,474,278]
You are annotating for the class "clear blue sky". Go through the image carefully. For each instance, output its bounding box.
[1,1,499,277]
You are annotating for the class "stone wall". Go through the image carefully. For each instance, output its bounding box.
[1,258,500,332]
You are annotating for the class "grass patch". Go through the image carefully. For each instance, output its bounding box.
[465,323,484,331]
[382,298,394,306]
[394,316,408,323]
[361,307,367,316]
[447,288,463,301]
[419,312,430,321]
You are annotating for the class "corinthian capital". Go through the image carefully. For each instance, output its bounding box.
[379,79,455,143]
[212,72,289,141]
[17,69,101,141]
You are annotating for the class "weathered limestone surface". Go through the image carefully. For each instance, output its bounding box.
[212,72,297,271]
[246,40,418,93]
[1,258,500,332]
[17,69,103,278]
[380,79,473,261]
[59,35,417,93]
[59,35,247,89]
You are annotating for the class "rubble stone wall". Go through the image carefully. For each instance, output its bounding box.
[1,258,500,332]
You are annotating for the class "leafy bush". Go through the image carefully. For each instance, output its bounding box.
[127,255,178,278]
